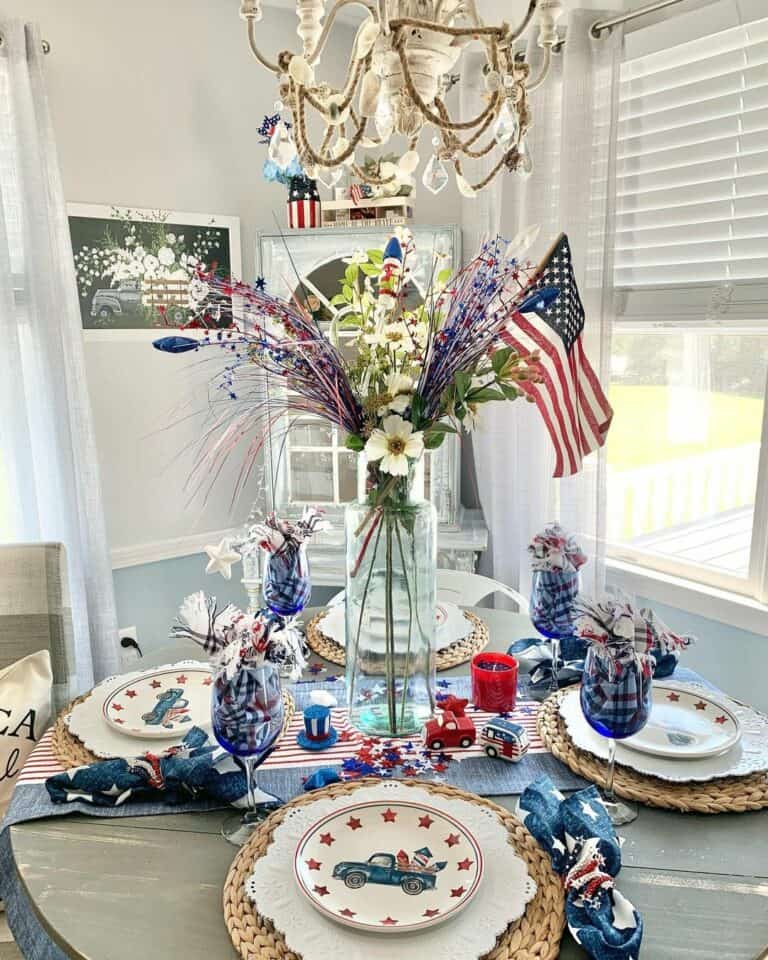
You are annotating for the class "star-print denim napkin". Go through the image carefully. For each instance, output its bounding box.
[519,776,643,960]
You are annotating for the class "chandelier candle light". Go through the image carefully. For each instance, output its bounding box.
[238,0,564,195]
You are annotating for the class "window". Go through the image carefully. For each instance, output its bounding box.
[607,7,768,601]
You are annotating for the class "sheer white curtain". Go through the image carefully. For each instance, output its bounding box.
[464,10,622,601]
[0,21,119,690]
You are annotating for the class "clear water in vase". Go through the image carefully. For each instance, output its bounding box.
[345,496,436,737]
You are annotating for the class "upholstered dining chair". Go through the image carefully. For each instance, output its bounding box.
[0,542,74,714]
[436,569,527,612]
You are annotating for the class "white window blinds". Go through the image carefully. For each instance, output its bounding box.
[616,13,768,287]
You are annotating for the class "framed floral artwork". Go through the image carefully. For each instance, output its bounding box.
[67,204,241,333]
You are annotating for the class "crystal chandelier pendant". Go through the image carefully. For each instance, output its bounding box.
[422,154,449,195]
[516,137,534,178]
[493,99,519,147]
[268,118,297,171]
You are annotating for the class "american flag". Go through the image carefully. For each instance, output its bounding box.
[503,233,613,478]
[349,182,365,206]
[288,176,321,229]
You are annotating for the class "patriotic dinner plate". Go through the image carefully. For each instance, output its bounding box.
[320,601,472,652]
[101,666,213,739]
[293,800,484,933]
[67,661,212,758]
[620,685,741,759]
[560,682,768,783]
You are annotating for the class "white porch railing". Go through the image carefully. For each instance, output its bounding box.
[607,442,760,542]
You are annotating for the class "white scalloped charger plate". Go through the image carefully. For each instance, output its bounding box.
[294,800,483,933]
[320,601,472,652]
[67,661,212,758]
[246,781,537,960]
[560,681,768,783]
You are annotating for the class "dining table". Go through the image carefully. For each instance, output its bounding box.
[5,606,768,960]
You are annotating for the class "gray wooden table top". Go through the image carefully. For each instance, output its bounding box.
[9,607,768,960]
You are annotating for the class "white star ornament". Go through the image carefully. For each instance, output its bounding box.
[204,538,242,579]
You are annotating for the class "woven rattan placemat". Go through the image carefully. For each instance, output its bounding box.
[306,609,489,672]
[538,689,768,814]
[223,777,565,960]
[51,689,297,770]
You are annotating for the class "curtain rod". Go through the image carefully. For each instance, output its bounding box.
[592,0,688,37]
[0,32,51,53]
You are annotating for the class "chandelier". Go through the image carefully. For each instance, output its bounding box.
[240,0,563,196]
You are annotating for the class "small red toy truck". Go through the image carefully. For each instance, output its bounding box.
[421,697,477,750]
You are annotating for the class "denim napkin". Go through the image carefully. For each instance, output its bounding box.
[519,776,643,960]
[45,726,281,808]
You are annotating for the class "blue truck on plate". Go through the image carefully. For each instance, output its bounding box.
[332,853,446,895]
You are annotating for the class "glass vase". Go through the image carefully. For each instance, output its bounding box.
[344,478,436,737]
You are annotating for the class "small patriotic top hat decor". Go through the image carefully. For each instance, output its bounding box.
[287,175,321,229]
[297,704,338,750]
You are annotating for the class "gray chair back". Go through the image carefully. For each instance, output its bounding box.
[0,543,74,713]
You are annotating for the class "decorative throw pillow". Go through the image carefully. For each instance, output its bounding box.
[0,649,53,823]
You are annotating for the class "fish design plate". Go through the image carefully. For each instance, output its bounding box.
[293,800,483,933]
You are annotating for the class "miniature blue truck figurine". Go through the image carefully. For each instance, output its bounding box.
[332,853,446,895]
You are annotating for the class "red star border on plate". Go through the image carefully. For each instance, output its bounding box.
[666,692,680,702]
[450,886,466,898]
[339,908,356,918]
[444,833,460,847]
[418,814,434,828]
[319,832,335,846]
[125,690,137,698]
[313,885,330,897]
[714,715,728,724]
[380,917,398,926]
[176,674,188,684]
[423,908,440,918]
[457,858,473,870]
[381,808,397,822]
[150,679,161,689]
[346,816,362,830]
[202,676,212,686]
[305,858,321,870]
[694,700,707,710]
[111,703,123,711]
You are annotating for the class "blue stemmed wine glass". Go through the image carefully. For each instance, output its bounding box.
[263,542,311,617]
[529,569,581,692]
[211,661,284,845]
[580,645,652,825]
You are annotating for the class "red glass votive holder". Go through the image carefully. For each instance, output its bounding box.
[471,652,518,713]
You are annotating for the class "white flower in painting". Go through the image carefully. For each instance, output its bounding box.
[125,236,136,247]
[343,249,368,265]
[157,246,175,267]
[165,232,177,244]
[143,254,159,273]
[365,414,424,476]
[378,371,413,415]
[188,278,209,303]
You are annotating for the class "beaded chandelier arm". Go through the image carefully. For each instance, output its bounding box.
[242,0,563,195]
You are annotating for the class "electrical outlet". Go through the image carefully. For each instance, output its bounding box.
[118,625,142,667]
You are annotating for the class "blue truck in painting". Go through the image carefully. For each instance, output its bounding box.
[332,852,446,895]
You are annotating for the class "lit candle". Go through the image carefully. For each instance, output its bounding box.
[471,652,518,712]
